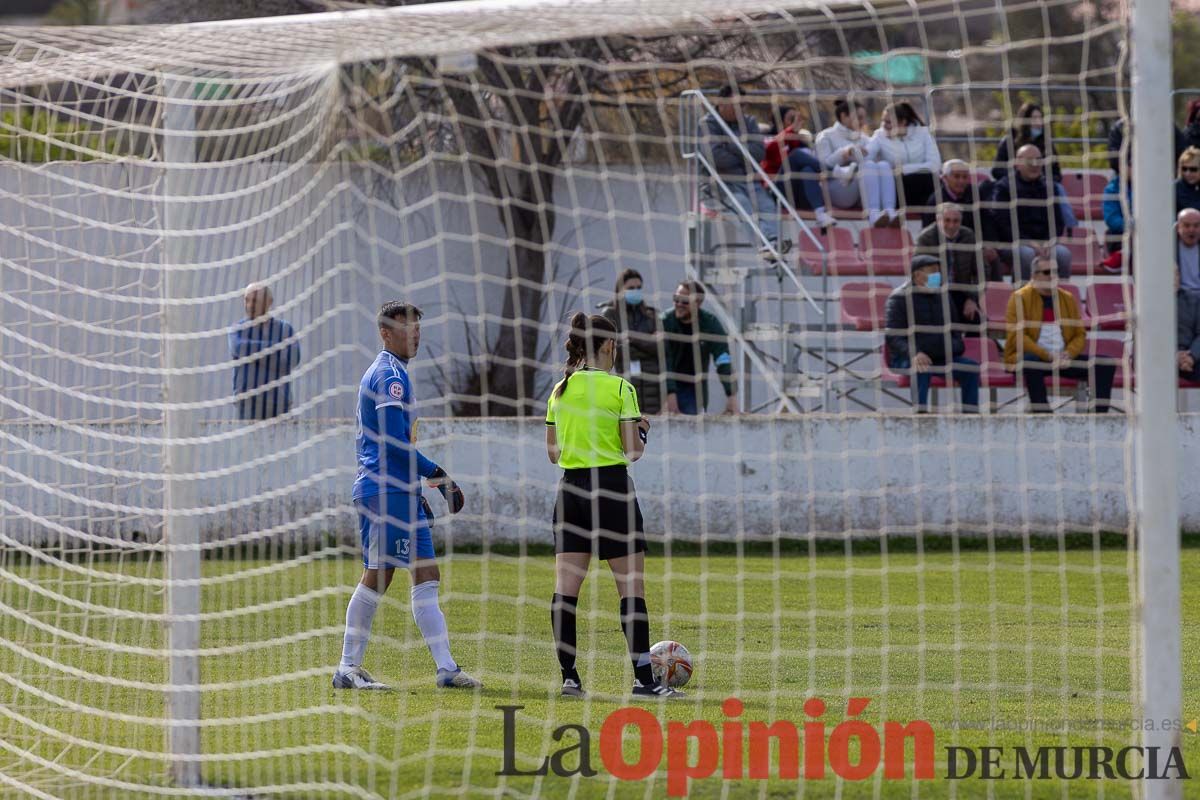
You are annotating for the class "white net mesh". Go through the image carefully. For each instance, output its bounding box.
[0,0,1189,797]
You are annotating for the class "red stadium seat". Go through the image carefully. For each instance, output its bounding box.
[1088,337,1130,389]
[796,227,863,275]
[1061,171,1108,222]
[964,337,1016,388]
[1086,282,1132,331]
[839,281,894,331]
[979,281,1013,335]
[1058,282,1090,325]
[1064,227,1105,275]
[881,344,947,393]
[860,227,913,277]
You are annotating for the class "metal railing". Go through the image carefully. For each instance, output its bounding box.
[679,88,827,411]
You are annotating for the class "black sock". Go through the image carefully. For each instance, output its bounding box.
[620,596,655,685]
[551,593,580,683]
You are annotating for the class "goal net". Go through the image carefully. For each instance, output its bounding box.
[0,0,1186,796]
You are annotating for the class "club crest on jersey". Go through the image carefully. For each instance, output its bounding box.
[389,382,405,401]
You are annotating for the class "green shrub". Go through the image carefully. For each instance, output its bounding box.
[0,110,121,163]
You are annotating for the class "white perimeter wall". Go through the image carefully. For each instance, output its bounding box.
[8,413,1199,547]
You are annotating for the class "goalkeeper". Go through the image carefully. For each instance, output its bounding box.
[545,313,679,699]
[333,301,481,691]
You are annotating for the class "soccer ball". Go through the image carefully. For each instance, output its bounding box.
[649,640,693,688]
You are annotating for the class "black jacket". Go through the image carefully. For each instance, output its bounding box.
[1182,123,1200,154]
[1107,120,1185,173]
[884,283,965,366]
[702,112,765,178]
[599,299,665,413]
[1177,178,1200,215]
[989,173,1065,244]
[991,130,1062,184]
[914,223,981,319]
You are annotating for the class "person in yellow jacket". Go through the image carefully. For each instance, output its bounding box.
[1003,256,1116,413]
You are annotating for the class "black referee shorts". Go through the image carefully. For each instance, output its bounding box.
[553,465,647,561]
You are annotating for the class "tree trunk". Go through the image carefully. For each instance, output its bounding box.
[484,170,555,416]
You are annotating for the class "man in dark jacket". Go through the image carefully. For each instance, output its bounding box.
[229,282,301,420]
[661,281,738,415]
[885,255,980,413]
[915,203,987,327]
[989,144,1071,280]
[1177,268,1200,382]
[600,268,665,413]
[1107,118,1185,175]
[702,85,788,259]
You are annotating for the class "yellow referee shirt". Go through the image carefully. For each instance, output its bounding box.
[545,368,641,470]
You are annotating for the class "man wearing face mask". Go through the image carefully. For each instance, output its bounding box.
[884,255,980,413]
[600,268,665,414]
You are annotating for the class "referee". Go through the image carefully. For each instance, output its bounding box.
[545,312,680,699]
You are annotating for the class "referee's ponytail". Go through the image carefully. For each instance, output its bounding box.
[554,312,617,399]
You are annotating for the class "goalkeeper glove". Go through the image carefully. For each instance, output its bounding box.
[419,495,435,525]
[427,466,465,514]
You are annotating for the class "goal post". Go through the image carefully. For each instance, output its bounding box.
[0,0,1190,796]
[1130,3,1182,799]
[161,72,202,790]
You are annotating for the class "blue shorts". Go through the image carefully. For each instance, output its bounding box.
[355,493,435,569]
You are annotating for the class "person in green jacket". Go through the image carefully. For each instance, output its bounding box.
[660,280,739,415]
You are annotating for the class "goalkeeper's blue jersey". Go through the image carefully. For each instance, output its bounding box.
[352,351,437,500]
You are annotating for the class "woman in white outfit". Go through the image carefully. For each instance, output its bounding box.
[862,102,942,227]
[814,99,869,213]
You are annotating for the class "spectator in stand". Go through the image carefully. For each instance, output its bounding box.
[1107,117,1185,175]
[761,106,836,229]
[1177,266,1200,382]
[814,98,869,215]
[229,281,301,421]
[1176,147,1200,215]
[600,268,665,414]
[991,102,1079,230]
[915,203,985,325]
[855,102,872,136]
[1102,169,1131,251]
[702,85,789,260]
[1004,256,1115,413]
[863,102,941,227]
[661,281,738,415]
[991,102,1062,184]
[922,159,1004,278]
[1178,208,1200,293]
[1181,100,1200,153]
[884,255,980,413]
[990,144,1072,280]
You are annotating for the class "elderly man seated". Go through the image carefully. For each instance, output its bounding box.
[915,202,985,326]
[885,254,980,413]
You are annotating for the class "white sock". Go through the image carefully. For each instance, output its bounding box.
[338,583,380,671]
[411,580,457,673]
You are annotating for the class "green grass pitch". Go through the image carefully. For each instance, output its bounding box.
[1,543,1197,798]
